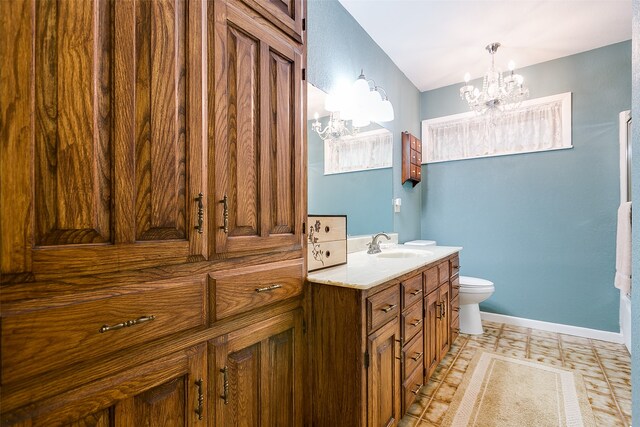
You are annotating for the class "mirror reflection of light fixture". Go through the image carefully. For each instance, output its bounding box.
[460,42,529,115]
[312,70,394,141]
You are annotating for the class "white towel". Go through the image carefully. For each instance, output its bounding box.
[614,201,632,295]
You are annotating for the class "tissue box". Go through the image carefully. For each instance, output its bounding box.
[307,215,347,272]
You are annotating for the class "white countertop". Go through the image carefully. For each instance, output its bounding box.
[306,245,462,290]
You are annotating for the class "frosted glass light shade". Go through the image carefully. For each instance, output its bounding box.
[368,90,383,121]
[352,77,371,104]
[324,93,340,112]
[378,99,394,122]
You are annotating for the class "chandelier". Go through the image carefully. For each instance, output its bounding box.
[460,42,529,114]
[312,71,394,141]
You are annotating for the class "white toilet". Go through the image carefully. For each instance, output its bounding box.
[458,276,495,335]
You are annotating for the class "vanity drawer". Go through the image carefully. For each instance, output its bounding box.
[451,295,460,318]
[451,315,460,343]
[451,276,460,299]
[401,274,423,309]
[402,299,423,342]
[403,332,424,382]
[438,261,450,284]
[450,255,460,276]
[1,276,207,385]
[424,266,439,295]
[402,354,424,412]
[211,259,304,321]
[367,285,400,333]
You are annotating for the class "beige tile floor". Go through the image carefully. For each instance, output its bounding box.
[399,321,632,427]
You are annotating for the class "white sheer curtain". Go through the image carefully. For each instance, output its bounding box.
[324,128,393,174]
[423,92,572,163]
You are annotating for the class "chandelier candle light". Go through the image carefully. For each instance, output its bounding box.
[460,42,529,114]
[312,70,394,140]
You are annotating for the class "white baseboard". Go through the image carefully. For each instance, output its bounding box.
[480,311,624,344]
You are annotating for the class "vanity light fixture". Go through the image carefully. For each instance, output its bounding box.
[460,42,529,115]
[312,70,394,141]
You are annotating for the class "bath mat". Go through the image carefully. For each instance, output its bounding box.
[441,350,596,427]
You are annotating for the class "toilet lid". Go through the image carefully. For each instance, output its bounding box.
[459,276,494,287]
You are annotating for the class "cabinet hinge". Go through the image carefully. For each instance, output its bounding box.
[302,68,306,81]
[302,18,306,31]
[302,222,306,234]
[302,318,307,334]
[364,351,369,369]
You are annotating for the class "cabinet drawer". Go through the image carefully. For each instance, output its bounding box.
[307,215,346,243]
[211,259,304,321]
[416,139,422,153]
[401,300,423,343]
[451,276,460,299]
[451,315,460,343]
[401,274,423,309]
[438,261,450,284]
[367,285,400,333]
[1,276,206,385]
[410,164,418,179]
[424,266,439,295]
[450,255,460,276]
[451,295,460,318]
[402,360,423,413]
[403,332,424,382]
[410,135,417,150]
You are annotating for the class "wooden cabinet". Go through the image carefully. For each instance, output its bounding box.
[3,344,207,427]
[1,0,208,281]
[209,0,304,256]
[401,131,422,186]
[424,262,454,379]
[210,310,303,426]
[367,317,402,427]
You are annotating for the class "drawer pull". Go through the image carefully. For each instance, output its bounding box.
[220,366,229,404]
[381,304,397,313]
[441,303,446,317]
[452,327,460,333]
[410,289,422,296]
[411,384,422,395]
[194,193,204,234]
[220,195,229,233]
[453,307,460,312]
[99,315,155,333]
[412,351,424,361]
[410,318,423,327]
[195,378,204,420]
[255,284,283,293]
[452,284,460,289]
[435,303,442,319]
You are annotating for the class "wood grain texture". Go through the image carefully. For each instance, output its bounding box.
[0,0,34,275]
[237,0,303,42]
[210,258,304,320]
[424,288,440,380]
[401,299,423,344]
[2,276,207,385]
[438,281,451,360]
[367,316,401,427]
[401,273,422,309]
[366,285,400,334]
[33,0,112,246]
[211,309,303,426]
[1,344,206,427]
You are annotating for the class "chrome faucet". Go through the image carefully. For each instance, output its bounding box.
[367,232,391,254]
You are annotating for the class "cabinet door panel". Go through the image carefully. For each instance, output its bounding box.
[438,283,451,360]
[33,0,113,246]
[424,291,439,379]
[133,0,188,242]
[266,329,295,426]
[367,317,401,427]
[118,377,186,426]
[211,1,303,255]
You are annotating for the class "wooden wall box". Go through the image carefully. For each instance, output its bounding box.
[402,131,423,186]
[307,215,347,272]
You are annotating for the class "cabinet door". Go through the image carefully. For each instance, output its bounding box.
[1,0,206,280]
[3,345,207,427]
[209,0,304,256]
[438,283,451,360]
[367,317,401,427]
[210,310,303,426]
[424,290,440,379]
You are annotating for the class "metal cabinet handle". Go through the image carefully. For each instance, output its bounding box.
[255,284,282,293]
[435,303,442,319]
[452,284,460,289]
[410,318,423,327]
[195,379,204,420]
[411,384,422,395]
[194,193,204,234]
[452,327,460,333]
[410,289,422,296]
[412,351,424,361]
[219,195,228,233]
[381,304,397,313]
[452,307,460,312]
[441,302,446,317]
[99,315,155,333]
[220,367,229,404]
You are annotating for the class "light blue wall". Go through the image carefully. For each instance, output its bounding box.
[307,0,421,240]
[631,0,639,420]
[307,119,393,235]
[421,42,631,332]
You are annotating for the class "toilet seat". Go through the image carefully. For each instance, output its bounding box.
[459,276,494,293]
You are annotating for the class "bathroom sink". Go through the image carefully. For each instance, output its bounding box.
[376,250,433,259]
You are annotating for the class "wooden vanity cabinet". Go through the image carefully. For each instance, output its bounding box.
[424,262,454,379]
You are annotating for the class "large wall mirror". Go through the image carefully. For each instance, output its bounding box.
[307,83,393,236]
